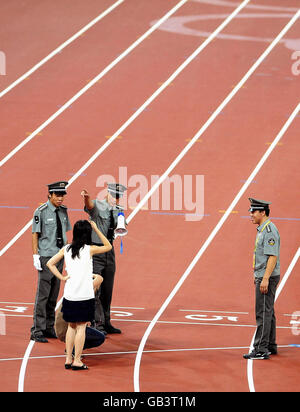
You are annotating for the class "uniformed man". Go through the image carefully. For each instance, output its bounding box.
[243,198,280,360]
[30,181,72,342]
[81,183,127,334]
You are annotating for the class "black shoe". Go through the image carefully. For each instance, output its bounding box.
[31,333,48,343]
[268,347,277,355]
[105,324,121,334]
[243,351,269,360]
[44,329,57,339]
[72,363,88,371]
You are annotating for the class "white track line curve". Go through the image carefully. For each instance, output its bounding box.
[0,0,124,99]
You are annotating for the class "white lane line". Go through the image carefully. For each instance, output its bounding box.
[133,88,300,396]
[0,0,189,168]
[0,0,249,258]
[0,0,124,99]
[4,343,293,363]
[1,346,270,363]
[0,0,125,99]
[247,246,300,392]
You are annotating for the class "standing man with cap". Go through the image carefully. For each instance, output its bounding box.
[81,183,127,334]
[243,198,280,360]
[31,181,72,342]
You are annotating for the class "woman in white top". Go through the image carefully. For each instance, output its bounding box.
[47,220,111,370]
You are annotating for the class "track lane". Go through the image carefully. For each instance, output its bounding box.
[0,2,299,392]
[0,0,121,91]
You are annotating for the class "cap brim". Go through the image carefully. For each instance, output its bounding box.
[49,190,67,194]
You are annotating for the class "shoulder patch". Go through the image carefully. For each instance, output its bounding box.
[38,203,48,211]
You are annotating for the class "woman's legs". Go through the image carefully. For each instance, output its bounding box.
[73,322,87,366]
[65,323,76,364]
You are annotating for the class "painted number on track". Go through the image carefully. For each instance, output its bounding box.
[185,313,238,322]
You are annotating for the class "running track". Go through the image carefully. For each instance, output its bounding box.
[0,0,299,393]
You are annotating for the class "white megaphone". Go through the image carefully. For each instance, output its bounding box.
[114,211,128,237]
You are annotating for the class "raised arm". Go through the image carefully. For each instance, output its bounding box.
[81,189,94,211]
[90,221,112,255]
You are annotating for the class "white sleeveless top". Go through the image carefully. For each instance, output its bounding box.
[63,244,94,301]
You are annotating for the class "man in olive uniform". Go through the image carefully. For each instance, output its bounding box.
[243,198,280,360]
[30,181,72,343]
[81,183,127,334]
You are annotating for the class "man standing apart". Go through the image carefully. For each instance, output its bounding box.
[244,198,280,360]
[81,183,127,334]
[31,181,71,342]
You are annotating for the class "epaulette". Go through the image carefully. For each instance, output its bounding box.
[266,224,272,233]
[38,203,48,211]
[60,204,68,209]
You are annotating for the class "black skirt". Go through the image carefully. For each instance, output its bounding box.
[62,297,95,323]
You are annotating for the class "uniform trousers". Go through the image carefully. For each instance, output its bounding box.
[31,257,63,336]
[92,246,116,328]
[253,275,280,353]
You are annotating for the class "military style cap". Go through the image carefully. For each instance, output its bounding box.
[107,183,127,198]
[47,181,68,194]
[248,197,271,212]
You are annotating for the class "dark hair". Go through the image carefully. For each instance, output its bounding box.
[67,220,92,259]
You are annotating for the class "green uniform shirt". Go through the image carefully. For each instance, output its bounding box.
[84,199,120,244]
[253,219,280,278]
[32,200,72,257]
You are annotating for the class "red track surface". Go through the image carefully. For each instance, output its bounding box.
[0,0,299,393]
